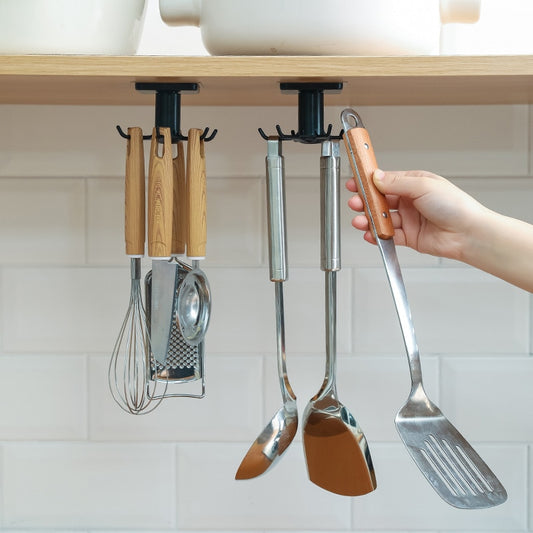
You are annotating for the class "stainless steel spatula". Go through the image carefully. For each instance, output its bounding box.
[341,108,507,509]
[302,140,376,497]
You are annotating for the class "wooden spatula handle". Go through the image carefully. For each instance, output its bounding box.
[187,128,207,260]
[343,127,395,240]
[125,127,145,256]
[172,141,187,256]
[148,127,173,258]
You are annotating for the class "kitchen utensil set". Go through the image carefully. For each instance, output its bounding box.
[109,126,210,413]
[236,136,376,497]
[110,111,507,510]
[234,109,506,510]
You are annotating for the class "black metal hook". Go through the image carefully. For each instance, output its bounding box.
[258,123,343,143]
[259,82,344,144]
[116,124,217,143]
[116,82,217,143]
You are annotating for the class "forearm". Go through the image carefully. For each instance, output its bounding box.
[459,208,533,293]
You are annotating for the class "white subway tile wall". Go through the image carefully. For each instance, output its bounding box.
[0,102,530,532]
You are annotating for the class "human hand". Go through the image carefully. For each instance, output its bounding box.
[346,169,488,261]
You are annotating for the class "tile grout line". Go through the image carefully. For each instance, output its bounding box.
[526,443,530,532]
[83,176,90,266]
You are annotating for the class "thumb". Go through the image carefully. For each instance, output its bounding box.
[373,169,430,200]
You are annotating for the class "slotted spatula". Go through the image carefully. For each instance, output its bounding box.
[341,108,507,509]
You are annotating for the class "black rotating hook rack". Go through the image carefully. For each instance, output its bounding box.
[116,82,217,143]
[258,82,343,144]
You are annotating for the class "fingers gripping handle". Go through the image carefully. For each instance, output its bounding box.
[341,110,394,240]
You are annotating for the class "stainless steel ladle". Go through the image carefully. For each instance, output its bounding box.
[235,137,297,479]
[177,128,211,346]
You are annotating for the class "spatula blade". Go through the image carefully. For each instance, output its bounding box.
[302,407,377,497]
[396,410,507,509]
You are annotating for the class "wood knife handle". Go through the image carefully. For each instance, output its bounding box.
[125,127,145,256]
[343,127,395,240]
[148,127,173,258]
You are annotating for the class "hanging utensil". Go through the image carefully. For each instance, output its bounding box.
[143,136,205,399]
[302,140,377,497]
[145,267,205,398]
[148,127,178,366]
[177,128,212,346]
[109,127,164,415]
[235,137,298,480]
[341,107,507,509]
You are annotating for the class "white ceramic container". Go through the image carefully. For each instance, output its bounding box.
[159,0,480,56]
[0,0,147,55]
[441,0,533,55]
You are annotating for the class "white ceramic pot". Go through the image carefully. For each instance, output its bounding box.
[0,0,147,55]
[159,0,480,56]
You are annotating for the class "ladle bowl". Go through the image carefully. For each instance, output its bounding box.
[177,262,211,345]
[235,398,297,479]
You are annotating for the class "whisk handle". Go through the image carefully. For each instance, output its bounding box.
[125,127,145,256]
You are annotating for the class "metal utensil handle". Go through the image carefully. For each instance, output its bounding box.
[266,138,288,282]
[318,140,341,397]
[172,140,186,256]
[265,137,295,402]
[125,127,145,257]
[148,127,173,258]
[320,140,341,272]
[341,108,423,389]
[187,128,207,260]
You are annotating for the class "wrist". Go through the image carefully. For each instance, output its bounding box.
[455,205,497,267]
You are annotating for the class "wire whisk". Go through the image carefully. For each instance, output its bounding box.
[109,258,167,414]
[108,126,167,415]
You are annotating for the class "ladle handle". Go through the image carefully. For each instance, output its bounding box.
[266,138,287,282]
[148,127,173,258]
[342,112,394,240]
[320,140,341,272]
[125,127,145,257]
[187,128,207,260]
[172,140,187,256]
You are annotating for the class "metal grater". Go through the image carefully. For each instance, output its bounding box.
[145,265,205,399]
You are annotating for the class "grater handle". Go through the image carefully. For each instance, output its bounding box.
[148,127,174,258]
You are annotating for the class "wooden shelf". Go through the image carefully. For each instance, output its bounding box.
[1,55,533,106]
